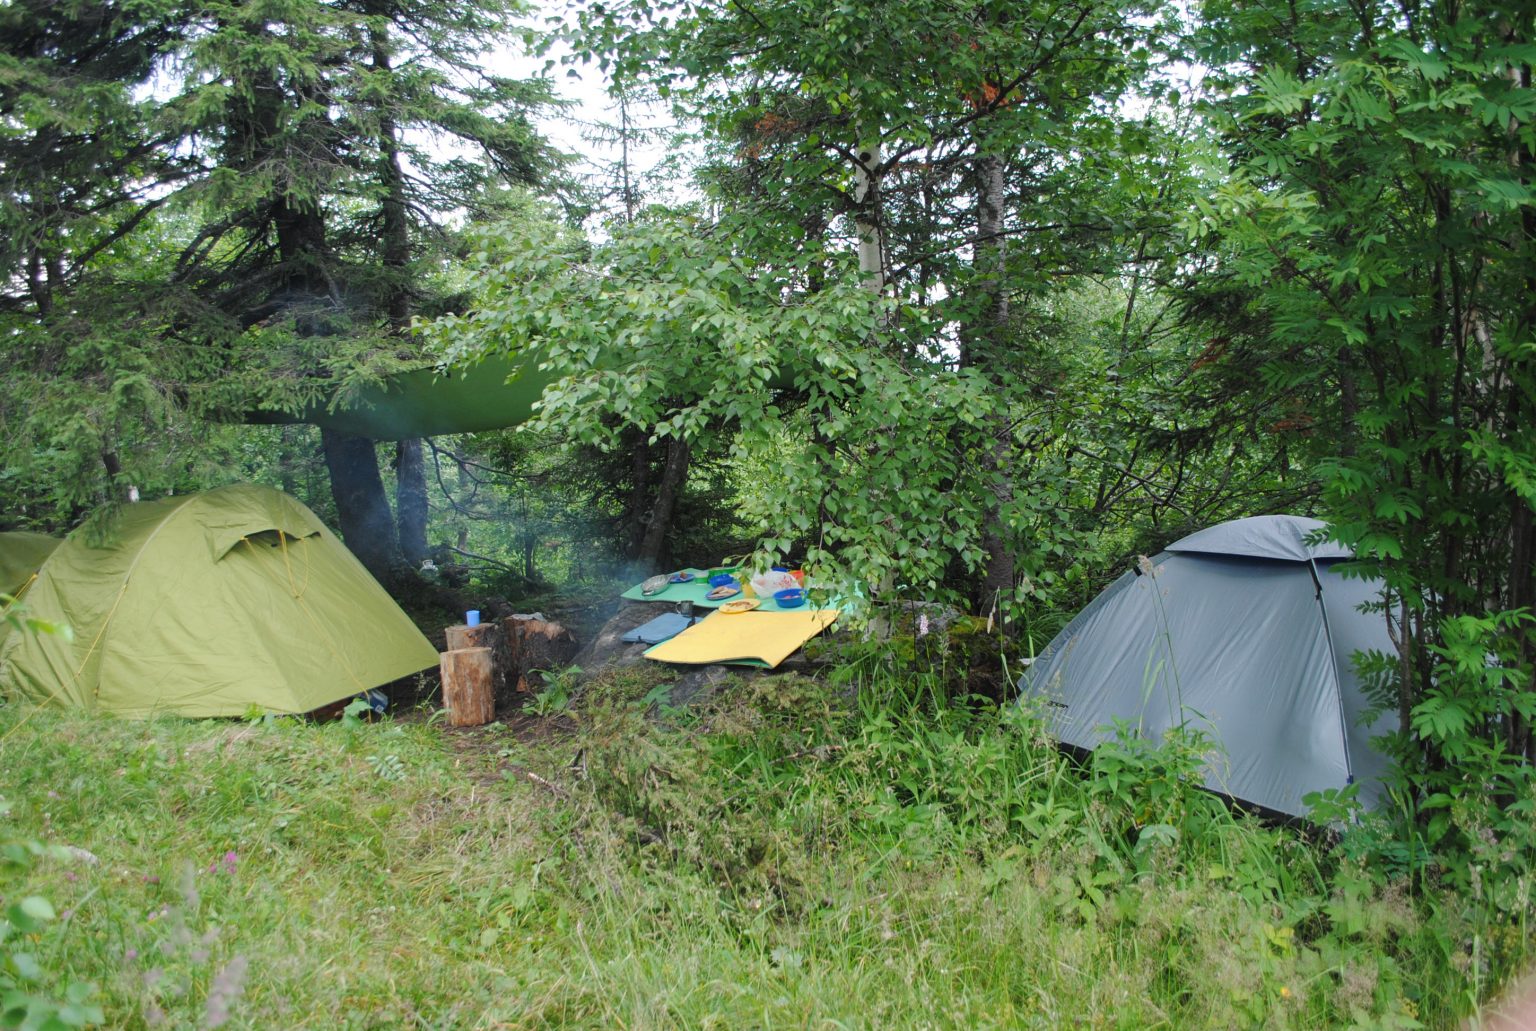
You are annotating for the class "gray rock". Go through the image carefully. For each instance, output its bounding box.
[573,602,829,707]
[571,602,671,679]
[666,665,741,707]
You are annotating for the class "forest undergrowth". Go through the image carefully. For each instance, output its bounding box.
[1,655,1531,1029]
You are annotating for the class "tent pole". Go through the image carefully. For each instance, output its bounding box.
[1308,555,1359,816]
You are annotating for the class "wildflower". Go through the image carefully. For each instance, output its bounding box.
[917,612,930,637]
[203,954,249,1029]
[179,866,199,910]
[1136,554,1156,577]
[125,948,139,962]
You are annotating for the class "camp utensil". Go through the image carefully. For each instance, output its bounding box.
[641,574,670,596]
[718,598,760,614]
[705,584,741,601]
[707,572,737,588]
[773,588,806,608]
[668,570,695,584]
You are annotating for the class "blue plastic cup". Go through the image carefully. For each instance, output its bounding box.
[466,610,481,627]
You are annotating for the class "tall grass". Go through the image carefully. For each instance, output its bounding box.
[0,659,1528,1027]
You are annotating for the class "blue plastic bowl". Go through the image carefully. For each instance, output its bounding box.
[708,572,737,588]
[774,588,806,608]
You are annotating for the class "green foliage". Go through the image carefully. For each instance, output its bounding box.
[365,753,408,782]
[526,666,583,717]
[0,840,105,1031]
[0,598,70,645]
[0,0,562,520]
[1,608,99,1030]
[0,642,1528,1026]
[547,655,1507,1026]
[513,0,1217,610]
[1187,0,1536,910]
[1087,721,1228,845]
[430,213,996,605]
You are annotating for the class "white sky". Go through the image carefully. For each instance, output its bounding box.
[487,31,699,219]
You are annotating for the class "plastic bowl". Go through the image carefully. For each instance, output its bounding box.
[708,572,737,588]
[774,588,806,608]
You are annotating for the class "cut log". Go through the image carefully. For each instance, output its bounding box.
[499,615,525,666]
[449,621,518,709]
[505,616,578,694]
[445,622,499,652]
[440,646,495,726]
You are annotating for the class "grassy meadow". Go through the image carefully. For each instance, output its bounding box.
[1,659,1529,1029]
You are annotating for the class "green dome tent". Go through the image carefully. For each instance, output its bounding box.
[0,484,438,718]
[1,530,59,598]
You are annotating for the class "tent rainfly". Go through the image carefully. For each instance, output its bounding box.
[1,531,59,598]
[0,484,437,718]
[1019,515,1397,817]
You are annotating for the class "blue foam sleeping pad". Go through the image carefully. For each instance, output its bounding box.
[620,612,697,645]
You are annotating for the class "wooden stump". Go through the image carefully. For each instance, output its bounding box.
[504,616,578,694]
[449,622,518,709]
[440,646,495,726]
[500,616,527,698]
[445,622,499,652]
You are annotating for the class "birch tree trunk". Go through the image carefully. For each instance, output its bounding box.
[973,152,1016,614]
[854,133,884,293]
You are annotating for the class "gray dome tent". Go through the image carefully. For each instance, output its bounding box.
[1019,515,1396,816]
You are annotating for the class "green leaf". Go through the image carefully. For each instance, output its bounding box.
[7,896,55,934]
[9,951,42,982]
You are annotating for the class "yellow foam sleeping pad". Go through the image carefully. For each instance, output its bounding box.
[643,608,839,669]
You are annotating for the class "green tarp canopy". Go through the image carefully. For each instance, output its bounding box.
[0,484,438,718]
[253,355,557,439]
[1,531,59,597]
[251,351,797,439]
